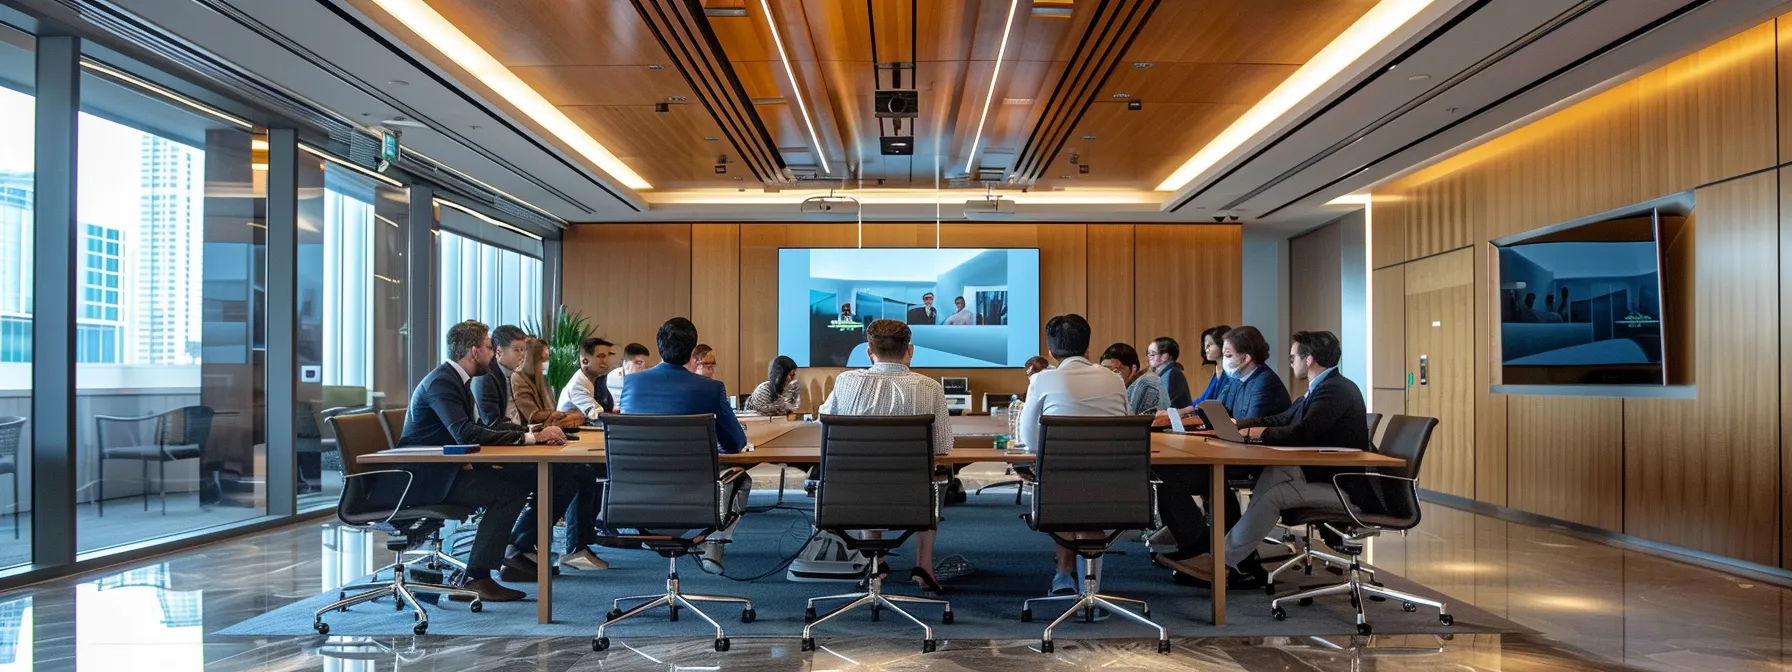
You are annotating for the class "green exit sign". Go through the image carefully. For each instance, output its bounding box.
[379,131,400,164]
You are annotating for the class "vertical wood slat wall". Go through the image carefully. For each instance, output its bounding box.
[561,223,1241,416]
[1370,17,1790,567]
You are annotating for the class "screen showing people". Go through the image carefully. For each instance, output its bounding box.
[778,248,1040,367]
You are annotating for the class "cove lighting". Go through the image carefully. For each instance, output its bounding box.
[758,0,831,175]
[646,188,1159,206]
[435,198,543,241]
[1155,0,1434,192]
[367,0,650,190]
[965,0,1022,175]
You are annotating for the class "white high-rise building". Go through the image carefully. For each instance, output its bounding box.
[133,135,201,365]
[0,170,33,363]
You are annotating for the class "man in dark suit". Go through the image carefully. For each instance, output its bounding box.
[618,317,752,572]
[472,324,528,425]
[906,292,939,325]
[398,320,568,601]
[1146,337,1194,410]
[1177,330,1371,585]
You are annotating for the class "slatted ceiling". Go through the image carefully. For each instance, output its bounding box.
[1123,0,1377,65]
[1098,63,1298,106]
[509,66,693,106]
[560,106,738,188]
[1031,101,1243,189]
[422,0,668,66]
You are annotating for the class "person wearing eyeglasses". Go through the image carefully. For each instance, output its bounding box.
[687,343,719,380]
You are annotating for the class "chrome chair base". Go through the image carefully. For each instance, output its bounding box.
[1021,573,1168,653]
[314,556,483,636]
[1269,558,1451,637]
[802,571,952,653]
[593,555,753,653]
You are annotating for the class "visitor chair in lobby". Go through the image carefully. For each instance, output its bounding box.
[312,412,482,636]
[1020,414,1168,654]
[592,413,754,653]
[800,414,953,654]
[94,405,215,516]
[1268,414,1451,636]
[0,416,21,538]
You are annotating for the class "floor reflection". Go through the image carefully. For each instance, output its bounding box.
[0,490,1786,669]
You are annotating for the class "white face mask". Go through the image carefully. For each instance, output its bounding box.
[1222,355,1241,378]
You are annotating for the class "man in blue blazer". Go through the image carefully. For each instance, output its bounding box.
[1154,325,1292,586]
[617,317,752,571]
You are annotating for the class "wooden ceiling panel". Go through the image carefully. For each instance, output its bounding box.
[562,105,738,188]
[1029,101,1243,189]
[510,66,695,107]
[422,0,670,66]
[1100,62,1298,106]
[1125,0,1377,65]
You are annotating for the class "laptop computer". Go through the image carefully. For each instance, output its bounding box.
[1196,400,1248,442]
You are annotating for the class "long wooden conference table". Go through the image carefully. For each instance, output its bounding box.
[358,416,1403,626]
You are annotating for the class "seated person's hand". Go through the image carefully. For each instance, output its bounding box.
[1239,426,1264,440]
[536,425,568,445]
[551,412,584,429]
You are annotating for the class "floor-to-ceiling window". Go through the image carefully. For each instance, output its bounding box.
[73,68,267,556]
[438,227,541,356]
[0,33,31,572]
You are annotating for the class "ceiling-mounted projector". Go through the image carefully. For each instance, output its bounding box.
[964,197,1015,216]
[800,192,860,214]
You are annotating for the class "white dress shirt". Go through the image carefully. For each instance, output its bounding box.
[558,367,602,418]
[447,360,536,444]
[943,309,975,325]
[606,368,626,402]
[1017,356,1128,450]
[819,362,954,455]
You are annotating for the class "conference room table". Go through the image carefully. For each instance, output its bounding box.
[359,417,1403,626]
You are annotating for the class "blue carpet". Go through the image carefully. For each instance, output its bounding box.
[221,492,1522,640]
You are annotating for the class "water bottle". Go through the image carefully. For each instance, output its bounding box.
[1008,395,1025,449]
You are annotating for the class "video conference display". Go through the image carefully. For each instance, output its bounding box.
[777,248,1041,368]
[1496,213,1670,384]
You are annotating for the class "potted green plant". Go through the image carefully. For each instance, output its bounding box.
[522,305,597,396]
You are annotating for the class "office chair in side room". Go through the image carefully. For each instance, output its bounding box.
[0,417,21,538]
[593,413,755,654]
[94,405,215,516]
[1269,414,1449,636]
[1020,415,1168,654]
[801,414,953,653]
[313,412,483,636]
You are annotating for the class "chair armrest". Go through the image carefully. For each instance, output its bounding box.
[342,469,416,525]
[1329,472,1415,529]
[715,467,749,525]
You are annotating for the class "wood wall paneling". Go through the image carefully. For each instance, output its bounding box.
[691,223,741,391]
[1371,266,1406,390]
[1780,14,1792,163]
[561,224,693,360]
[1403,249,1474,498]
[1505,396,1623,529]
[1783,166,1792,568]
[1086,224,1136,360]
[1626,173,1779,565]
[1134,225,1243,350]
[1637,22,1776,197]
[1473,241,1506,505]
[1370,192,1406,268]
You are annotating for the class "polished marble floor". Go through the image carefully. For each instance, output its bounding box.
[0,478,1788,671]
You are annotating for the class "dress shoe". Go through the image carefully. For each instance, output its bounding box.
[461,577,525,602]
[499,555,540,583]
[1158,553,1268,589]
[561,548,609,571]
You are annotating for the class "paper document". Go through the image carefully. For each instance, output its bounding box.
[1264,446,1361,453]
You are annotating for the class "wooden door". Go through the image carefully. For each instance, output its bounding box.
[1404,249,1475,498]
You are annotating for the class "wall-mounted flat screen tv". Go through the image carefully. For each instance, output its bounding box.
[777,248,1040,368]
[1495,209,1684,385]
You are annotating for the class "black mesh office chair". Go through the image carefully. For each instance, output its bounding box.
[1020,415,1168,654]
[1263,411,1390,577]
[1269,414,1449,636]
[593,413,754,653]
[313,412,483,636]
[800,414,953,653]
[1365,413,1384,447]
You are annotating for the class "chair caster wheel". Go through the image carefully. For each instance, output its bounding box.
[941,610,954,624]
[1039,640,1054,654]
[1440,613,1454,626]
[592,637,609,652]
[803,607,816,623]
[1271,606,1287,621]
[1020,607,1032,622]
[337,592,345,601]
[1297,597,1313,606]
[1349,597,1361,610]
[1402,602,1417,612]
[713,638,730,652]
[605,608,622,621]
[1141,606,1151,618]
[1263,583,1277,595]
[1356,623,1372,636]
[800,637,816,652]
[922,639,936,653]
[1157,639,1171,654]
[669,605,679,622]
[413,622,428,636]
[313,621,329,635]
[870,604,880,621]
[1368,594,1387,602]
[740,607,756,623]
[395,599,405,611]
[469,600,482,613]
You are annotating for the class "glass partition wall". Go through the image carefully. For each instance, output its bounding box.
[0,33,32,572]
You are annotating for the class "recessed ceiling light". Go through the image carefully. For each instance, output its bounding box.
[1132,62,1153,68]
[704,7,748,17]
[1111,92,1132,99]
[964,0,1023,175]
[750,97,787,105]
[1059,175,1071,179]
[365,0,649,189]
[1081,134,1097,140]
[668,95,688,102]
[703,136,719,141]
[647,64,665,71]
[386,79,409,87]
[1157,0,1437,192]
[1407,73,1430,81]
[732,176,743,180]
[1002,98,1034,105]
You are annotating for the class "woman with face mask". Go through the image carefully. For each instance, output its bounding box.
[1211,326,1292,420]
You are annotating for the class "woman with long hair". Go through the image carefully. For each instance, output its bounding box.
[511,337,580,427]
[745,355,802,415]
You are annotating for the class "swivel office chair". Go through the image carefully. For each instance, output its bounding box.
[1269,414,1450,636]
[593,413,754,653]
[1020,414,1168,653]
[313,412,482,636]
[801,414,953,653]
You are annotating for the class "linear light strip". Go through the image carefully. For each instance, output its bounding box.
[1155,0,1435,192]
[368,0,651,190]
[759,0,830,175]
[299,142,405,187]
[81,60,255,129]
[964,0,1022,175]
[435,198,544,241]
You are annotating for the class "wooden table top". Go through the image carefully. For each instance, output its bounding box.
[360,418,1403,469]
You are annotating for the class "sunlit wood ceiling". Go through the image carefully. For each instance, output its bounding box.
[392,0,1376,193]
